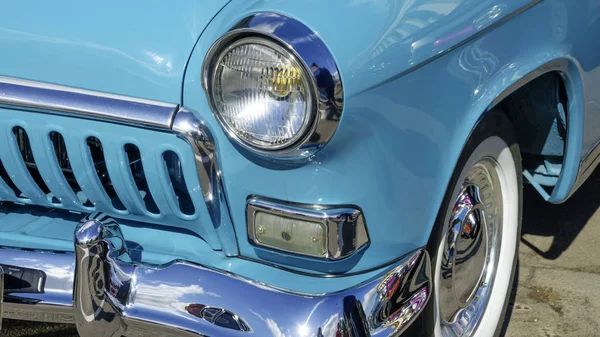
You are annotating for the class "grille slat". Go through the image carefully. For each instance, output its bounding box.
[164,150,196,216]
[124,144,160,215]
[0,160,27,202]
[28,129,89,210]
[0,125,50,204]
[176,149,204,218]
[64,133,125,213]
[0,177,19,201]
[104,141,150,216]
[157,150,188,217]
[140,146,176,217]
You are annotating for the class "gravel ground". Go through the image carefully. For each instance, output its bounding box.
[502,169,600,337]
[1,320,77,337]
[3,171,600,337]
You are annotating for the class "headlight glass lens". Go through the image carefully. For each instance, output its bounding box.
[211,38,312,150]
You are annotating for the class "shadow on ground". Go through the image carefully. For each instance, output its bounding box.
[520,169,600,260]
[501,168,600,337]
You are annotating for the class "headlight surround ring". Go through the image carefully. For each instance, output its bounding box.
[202,13,344,160]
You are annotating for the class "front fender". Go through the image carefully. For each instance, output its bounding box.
[182,0,592,278]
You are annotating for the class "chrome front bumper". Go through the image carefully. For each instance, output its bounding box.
[0,215,431,337]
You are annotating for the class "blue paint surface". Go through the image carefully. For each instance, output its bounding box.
[0,0,599,290]
[0,0,230,103]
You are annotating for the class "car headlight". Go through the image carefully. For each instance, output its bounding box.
[202,14,344,159]
[210,37,313,150]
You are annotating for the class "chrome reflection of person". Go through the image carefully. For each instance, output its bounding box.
[312,62,335,102]
[312,62,341,121]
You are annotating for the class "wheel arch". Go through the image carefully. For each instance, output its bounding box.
[468,57,586,203]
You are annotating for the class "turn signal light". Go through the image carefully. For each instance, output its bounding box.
[246,197,369,260]
[253,211,327,257]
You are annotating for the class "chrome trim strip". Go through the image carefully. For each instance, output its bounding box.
[572,139,600,194]
[1,215,430,337]
[246,196,369,260]
[171,108,239,256]
[0,76,178,129]
[202,13,344,159]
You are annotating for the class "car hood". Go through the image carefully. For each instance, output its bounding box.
[0,0,230,104]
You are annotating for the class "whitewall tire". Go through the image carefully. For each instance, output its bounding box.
[431,111,522,337]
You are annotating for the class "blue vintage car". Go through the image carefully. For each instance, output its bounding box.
[0,0,598,336]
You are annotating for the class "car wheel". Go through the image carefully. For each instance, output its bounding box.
[431,110,522,337]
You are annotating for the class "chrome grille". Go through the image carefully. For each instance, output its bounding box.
[0,109,221,249]
[4,126,192,214]
[0,76,239,255]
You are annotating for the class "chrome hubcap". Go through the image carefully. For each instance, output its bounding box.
[439,159,503,336]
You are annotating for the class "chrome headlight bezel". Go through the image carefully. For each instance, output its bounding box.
[202,13,344,159]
